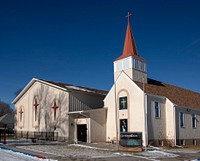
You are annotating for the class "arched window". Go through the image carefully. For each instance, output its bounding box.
[18,106,24,129]
[51,99,59,120]
[33,96,39,122]
[19,107,24,122]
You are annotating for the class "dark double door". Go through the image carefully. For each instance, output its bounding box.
[77,124,87,142]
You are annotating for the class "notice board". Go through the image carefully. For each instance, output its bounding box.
[120,132,142,147]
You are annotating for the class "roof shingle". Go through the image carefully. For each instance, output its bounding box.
[42,79,108,95]
[136,78,200,109]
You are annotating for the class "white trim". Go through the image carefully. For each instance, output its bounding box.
[12,78,67,104]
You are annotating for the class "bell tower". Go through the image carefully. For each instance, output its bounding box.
[114,12,147,83]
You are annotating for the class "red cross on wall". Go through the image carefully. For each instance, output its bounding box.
[33,99,39,121]
[52,100,58,120]
[19,108,23,122]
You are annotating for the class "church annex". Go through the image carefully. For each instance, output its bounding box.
[13,78,107,142]
[13,13,200,147]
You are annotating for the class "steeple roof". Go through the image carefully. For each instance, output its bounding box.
[115,12,144,61]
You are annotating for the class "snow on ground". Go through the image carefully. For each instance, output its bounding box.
[0,148,56,161]
[165,148,200,154]
[69,143,111,151]
[139,150,179,159]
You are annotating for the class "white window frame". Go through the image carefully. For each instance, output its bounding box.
[154,101,161,118]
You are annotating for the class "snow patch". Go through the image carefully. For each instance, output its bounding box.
[66,86,94,93]
[140,150,179,159]
[0,148,56,161]
[69,143,111,151]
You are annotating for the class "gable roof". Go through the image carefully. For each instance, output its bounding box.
[13,78,108,104]
[135,78,200,109]
[41,79,108,95]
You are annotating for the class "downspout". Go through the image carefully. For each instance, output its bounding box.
[28,89,30,137]
[173,105,177,146]
[143,78,148,148]
[144,93,148,148]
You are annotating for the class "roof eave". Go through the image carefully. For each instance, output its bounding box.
[12,78,67,104]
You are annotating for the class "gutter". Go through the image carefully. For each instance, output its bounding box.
[66,111,89,118]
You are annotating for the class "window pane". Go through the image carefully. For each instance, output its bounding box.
[119,97,127,110]
[192,113,196,128]
[120,119,128,132]
[154,102,160,118]
[180,112,184,127]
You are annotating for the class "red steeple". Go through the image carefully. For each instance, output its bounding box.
[116,12,143,61]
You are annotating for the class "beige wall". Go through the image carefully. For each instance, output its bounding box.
[90,109,107,142]
[104,72,147,146]
[71,109,106,143]
[147,95,166,141]
[165,98,175,145]
[15,81,70,139]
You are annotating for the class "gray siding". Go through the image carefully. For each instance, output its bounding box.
[175,106,200,144]
[69,92,105,112]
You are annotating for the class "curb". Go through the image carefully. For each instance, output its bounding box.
[0,146,46,159]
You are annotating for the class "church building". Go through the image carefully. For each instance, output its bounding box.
[13,78,107,142]
[13,13,200,147]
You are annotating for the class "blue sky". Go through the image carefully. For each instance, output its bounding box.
[0,0,200,105]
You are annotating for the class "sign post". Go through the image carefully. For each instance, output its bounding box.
[120,132,142,147]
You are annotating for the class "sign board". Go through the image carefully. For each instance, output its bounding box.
[120,132,142,147]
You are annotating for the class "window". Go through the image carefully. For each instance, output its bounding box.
[19,107,24,122]
[193,139,197,145]
[119,97,127,110]
[33,98,39,121]
[154,101,160,118]
[192,113,197,128]
[180,112,185,127]
[120,119,128,132]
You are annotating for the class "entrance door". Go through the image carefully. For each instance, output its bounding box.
[77,124,87,142]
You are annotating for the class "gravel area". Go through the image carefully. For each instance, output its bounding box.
[9,143,200,161]
[18,144,120,159]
